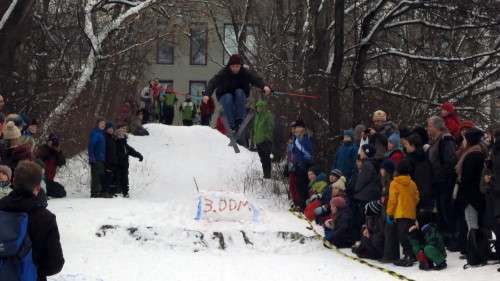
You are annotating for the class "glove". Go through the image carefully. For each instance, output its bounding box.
[314,205,327,216]
[138,154,144,162]
[386,216,394,225]
[305,194,321,205]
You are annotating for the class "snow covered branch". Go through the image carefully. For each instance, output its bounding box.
[369,48,500,63]
[384,19,500,31]
[0,0,18,31]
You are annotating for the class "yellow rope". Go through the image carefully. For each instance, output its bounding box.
[289,210,416,281]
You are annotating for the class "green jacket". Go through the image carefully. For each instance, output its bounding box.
[181,102,196,121]
[162,92,178,107]
[252,100,275,145]
[409,224,446,264]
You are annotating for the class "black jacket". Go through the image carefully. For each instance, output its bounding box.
[325,208,355,248]
[354,159,381,202]
[457,151,486,213]
[0,190,64,281]
[205,67,265,99]
[115,137,142,167]
[105,133,117,168]
[428,134,457,184]
[406,148,433,205]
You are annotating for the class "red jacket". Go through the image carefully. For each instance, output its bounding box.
[443,113,461,139]
[200,98,215,116]
[387,150,404,166]
[216,116,226,135]
[36,144,66,181]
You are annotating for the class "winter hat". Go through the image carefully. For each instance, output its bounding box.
[464,127,484,146]
[440,102,455,113]
[332,176,347,191]
[372,110,387,122]
[343,129,354,139]
[460,120,475,131]
[2,121,21,140]
[412,126,429,146]
[329,169,344,178]
[105,122,114,130]
[48,133,60,146]
[228,54,242,66]
[364,200,383,217]
[397,159,412,175]
[5,114,24,129]
[361,144,376,158]
[388,133,401,147]
[293,119,306,128]
[0,165,12,181]
[331,196,347,209]
[381,159,396,175]
[399,127,412,139]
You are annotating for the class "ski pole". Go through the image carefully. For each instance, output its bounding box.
[193,177,200,193]
[272,91,321,100]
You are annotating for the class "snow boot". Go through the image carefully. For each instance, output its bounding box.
[433,261,447,271]
[394,255,416,267]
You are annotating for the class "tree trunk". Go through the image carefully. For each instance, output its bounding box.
[329,0,344,137]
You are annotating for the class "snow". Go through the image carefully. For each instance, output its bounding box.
[47,124,498,281]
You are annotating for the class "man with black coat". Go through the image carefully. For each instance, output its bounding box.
[0,160,64,281]
[103,122,117,197]
[115,124,143,198]
[427,116,458,250]
[203,54,271,131]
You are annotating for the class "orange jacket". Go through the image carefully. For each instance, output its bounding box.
[386,175,419,220]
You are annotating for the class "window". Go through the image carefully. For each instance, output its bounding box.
[189,81,206,105]
[190,24,208,65]
[223,24,258,65]
[157,39,174,64]
[159,80,174,91]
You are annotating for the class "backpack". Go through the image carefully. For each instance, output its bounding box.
[0,211,37,281]
[464,228,490,269]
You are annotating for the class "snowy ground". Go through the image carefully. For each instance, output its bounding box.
[47,124,498,281]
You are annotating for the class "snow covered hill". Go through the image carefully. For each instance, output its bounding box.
[47,124,497,281]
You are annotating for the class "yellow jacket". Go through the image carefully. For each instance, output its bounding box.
[386,175,420,220]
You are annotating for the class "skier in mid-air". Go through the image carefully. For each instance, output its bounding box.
[203,54,272,132]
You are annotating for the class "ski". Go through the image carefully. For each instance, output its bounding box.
[233,111,255,144]
[220,114,240,153]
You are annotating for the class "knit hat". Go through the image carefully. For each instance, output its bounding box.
[460,120,475,131]
[2,121,21,140]
[381,159,396,175]
[361,144,376,158]
[332,176,347,191]
[105,122,114,130]
[329,169,344,178]
[308,166,322,176]
[364,200,383,217]
[0,165,12,181]
[397,159,412,175]
[293,119,306,128]
[228,54,242,66]
[399,127,412,139]
[465,127,484,146]
[343,129,354,139]
[5,114,24,129]
[331,196,347,209]
[372,110,387,122]
[412,126,429,146]
[440,102,455,113]
[388,133,401,147]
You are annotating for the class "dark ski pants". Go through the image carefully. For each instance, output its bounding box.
[295,165,310,210]
[384,211,400,260]
[256,141,272,179]
[90,161,105,197]
[434,181,457,244]
[162,106,175,125]
[396,218,415,258]
[201,114,212,126]
[219,89,246,130]
[115,165,130,195]
[351,199,367,240]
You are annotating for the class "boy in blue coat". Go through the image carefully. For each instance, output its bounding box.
[88,118,106,198]
[332,129,359,181]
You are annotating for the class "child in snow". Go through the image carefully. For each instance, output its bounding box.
[304,167,328,221]
[160,88,178,125]
[409,211,447,270]
[180,95,197,126]
[253,100,275,179]
[386,159,420,267]
[379,159,400,263]
[313,170,347,225]
[316,169,344,213]
[385,133,404,166]
[352,200,385,260]
[331,129,359,181]
[324,196,354,248]
[0,165,12,199]
[114,124,144,198]
[440,102,461,139]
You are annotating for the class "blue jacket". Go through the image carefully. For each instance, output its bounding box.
[331,141,358,180]
[88,128,105,163]
[292,135,313,169]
